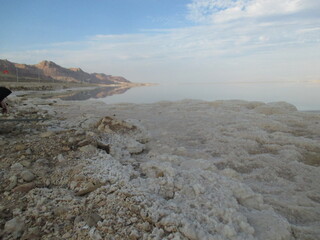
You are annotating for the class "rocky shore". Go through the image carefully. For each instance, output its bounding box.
[0,95,319,239]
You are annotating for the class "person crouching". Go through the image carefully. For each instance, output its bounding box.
[0,87,12,114]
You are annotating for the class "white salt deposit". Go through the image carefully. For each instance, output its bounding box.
[48,99,320,239]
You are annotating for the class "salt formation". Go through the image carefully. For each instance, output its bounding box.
[1,98,319,240]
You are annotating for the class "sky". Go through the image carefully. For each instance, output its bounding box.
[0,0,319,83]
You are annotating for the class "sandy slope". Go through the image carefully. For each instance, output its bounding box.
[1,97,319,240]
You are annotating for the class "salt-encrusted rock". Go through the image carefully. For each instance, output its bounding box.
[125,119,150,143]
[221,168,241,179]
[32,159,50,178]
[53,206,69,216]
[79,144,97,154]
[96,116,136,133]
[45,179,51,186]
[20,170,35,182]
[21,227,41,240]
[68,137,76,144]
[88,227,102,240]
[57,154,65,162]
[254,102,297,115]
[20,160,31,168]
[246,210,291,240]
[86,131,97,137]
[75,182,103,196]
[25,148,32,155]
[96,139,110,153]
[140,161,175,178]
[180,158,215,171]
[4,217,26,238]
[79,115,100,129]
[0,204,6,214]
[11,163,24,172]
[75,129,85,136]
[129,229,140,240]
[7,175,18,190]
[15,144,27,151]
[231,183,265,210]
[13,182,35,193]
[77,139,92,147]
[40,131,54,138]
[62,232,72,239]
[126,139,145,154]
[83,212,102,227]
[34,158,49,166]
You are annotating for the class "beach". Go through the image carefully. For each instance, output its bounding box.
[0,94,320,239]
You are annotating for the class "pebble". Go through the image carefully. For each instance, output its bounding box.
[21,160,31,168]
[13,182,35,193]
[75,182,100,196]
[127,141,145,154]
[7,175,18,190]
[75,129,85,136]
[79,144,97,154]
[86,131,96,137]
[74,216,83,225]
[15,144,27,151]
[22,227,41,240]
[129,229,140,240]
[53,206,68,216]
[45,179,51,186]
[62,232,72,238]
[4,217,26,238]
[20,170,35,182]
[35,158,49,166]
[68,137,76,144]
[57,154,65,162]
[11,163,24,172]
[62,146,71,151]
[83,213,102,227]
[40,131,54,138]
[25,148,32,155]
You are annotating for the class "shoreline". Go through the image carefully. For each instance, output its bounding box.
[0,80,156,91]
[1,81,155,101]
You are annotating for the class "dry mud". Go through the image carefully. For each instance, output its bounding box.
[0,96,319,240]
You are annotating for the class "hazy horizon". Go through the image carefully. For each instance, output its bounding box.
[1,0,319,84]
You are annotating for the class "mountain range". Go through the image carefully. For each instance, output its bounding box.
[0,59,130,85]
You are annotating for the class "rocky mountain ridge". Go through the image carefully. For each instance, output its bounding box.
[0,59,130,85]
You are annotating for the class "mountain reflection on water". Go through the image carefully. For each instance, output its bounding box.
[60,86,131,101]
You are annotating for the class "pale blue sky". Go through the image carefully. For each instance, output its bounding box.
[0,0,188,49]
[1,0,319,83]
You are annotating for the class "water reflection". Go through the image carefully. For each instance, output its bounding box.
[54,82,320,111]
[59,86,131,101]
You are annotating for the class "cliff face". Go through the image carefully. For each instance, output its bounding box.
[35,60,94,83]
[0,60,50,81]
[92,73,129,84]
[0,59,130,84]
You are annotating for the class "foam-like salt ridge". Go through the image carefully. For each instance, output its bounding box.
[47,99,320,239]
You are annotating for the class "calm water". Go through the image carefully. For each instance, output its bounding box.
[100,82,320,111]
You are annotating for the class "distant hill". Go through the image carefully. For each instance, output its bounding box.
[0,59,130,84]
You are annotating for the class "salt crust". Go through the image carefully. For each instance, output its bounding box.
[24,99,320,239]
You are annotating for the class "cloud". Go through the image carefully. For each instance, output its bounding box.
[187,0,319,23]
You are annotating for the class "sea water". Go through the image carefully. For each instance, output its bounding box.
[102,82,320,111]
